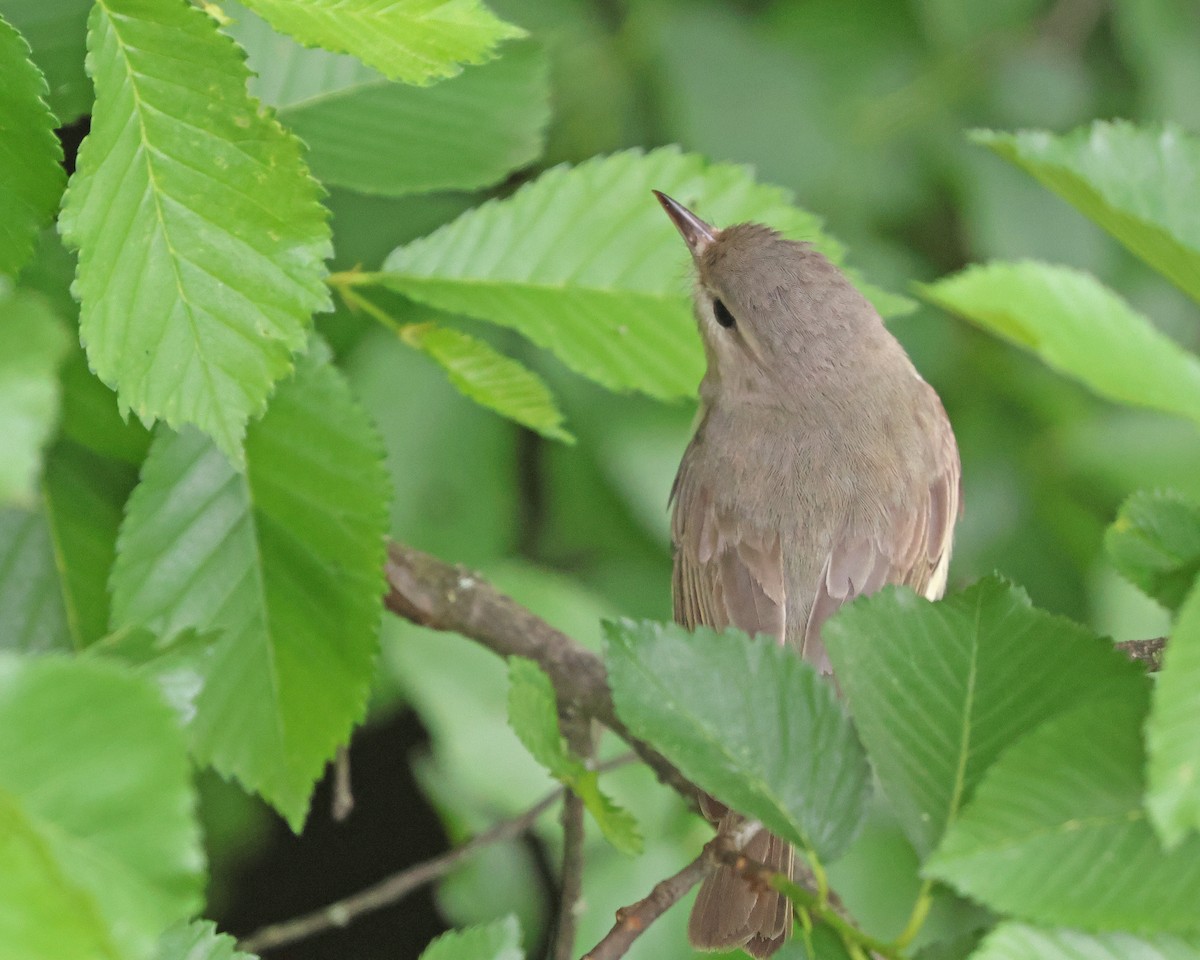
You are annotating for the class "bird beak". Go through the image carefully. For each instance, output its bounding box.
[653,190,716,259]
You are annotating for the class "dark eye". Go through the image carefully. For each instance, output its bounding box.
[713,298,736,329]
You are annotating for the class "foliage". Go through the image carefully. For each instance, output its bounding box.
[4,1,1200,959]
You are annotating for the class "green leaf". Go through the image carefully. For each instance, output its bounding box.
[604,619,869,861]
[404,323,572,442]
[0,509,70,653]
[1107,490,1200,612]
[108,350,390,829]
[506,657,641,855]
[972,924,1200,960]
[973,123,1200,304]
[0,289,69,506]
[0,14,64,278]
[58,0,331,465]
[380,146,910,400]
[42,442,136,648]
[229,5,549,197]
[155,920,258,960]
[418,916,523,960]
[919,261,1200,425]
[0,443,135,654]
[1146,580,1200,847]
[822,577,1147,854]
[4,0,93,124]
[0,654,204,960]
[237,0,524,86]
[927,686,1200,932]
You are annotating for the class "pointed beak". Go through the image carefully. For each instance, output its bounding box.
[653,190,716,259]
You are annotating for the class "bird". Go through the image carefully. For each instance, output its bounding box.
[654,190,961,957]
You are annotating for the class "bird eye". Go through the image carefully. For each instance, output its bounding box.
[712,298,736,329]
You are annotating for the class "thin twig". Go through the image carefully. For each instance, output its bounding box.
[579,835,728,960]
[383,541,698,806]
[331,746,354,822]
[555,713,593,960]
[239,791,561,954]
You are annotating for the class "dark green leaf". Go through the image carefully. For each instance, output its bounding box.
[1107,490,1200,611]
[823,577,1147,854]
[927,685,1200,932]
[604,619,869,861]
[229,6,549,197]
[3,0,92,123]
[0,14,64,278]
[108,350,390,828]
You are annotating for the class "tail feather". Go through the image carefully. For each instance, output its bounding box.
[688,819,793,956]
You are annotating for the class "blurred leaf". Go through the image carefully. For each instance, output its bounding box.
[58,0,331,465]
[1115,0,1200,133]
[3,0,91,123]
[229,6,549,197]
[155,921,257,960]
[419,916,523,960]
[1147,580,1200,847]
[0,509,69,653]
[506,657,641,854]
[0,442,134,653]
[343,327,519,563]
[1107,490,1200,611]
[404,323,572,442]
[972,923,1200,960]
[605,620,869,861]
[43,442,135,647]
[0,289,68,505]
[920,261,1200,424]
[109,351,389,829]
[0,15,64,278]
[58,343,153,466]
[823,577,1147,854]
[238,0,524,86]
[973,123,1200,304]
[0,654,203,960]
[928,685,1200,932]
[380,147,910,400]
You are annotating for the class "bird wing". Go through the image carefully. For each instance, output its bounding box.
[671,477,787,645]
[801,412,962,671]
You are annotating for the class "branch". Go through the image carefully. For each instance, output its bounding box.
[384,541,698,804]
[331,746,354,822]
[579,835,726,960]
[239,789,561,954]
[1115,636,1166,672]
[555,712,593,960]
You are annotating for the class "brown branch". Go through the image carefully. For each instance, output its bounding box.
[579,834,728,960]
[1115,636,1166,672]
[384,541,698,805]
[239,789,561,954]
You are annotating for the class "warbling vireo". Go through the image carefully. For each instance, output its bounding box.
[655,191,962,957]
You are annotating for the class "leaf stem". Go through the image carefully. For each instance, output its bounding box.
[891,878,933,950]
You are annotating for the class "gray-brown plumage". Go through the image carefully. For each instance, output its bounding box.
[654,192,961,958]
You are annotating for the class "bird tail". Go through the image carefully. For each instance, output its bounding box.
[688,815,793,958]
